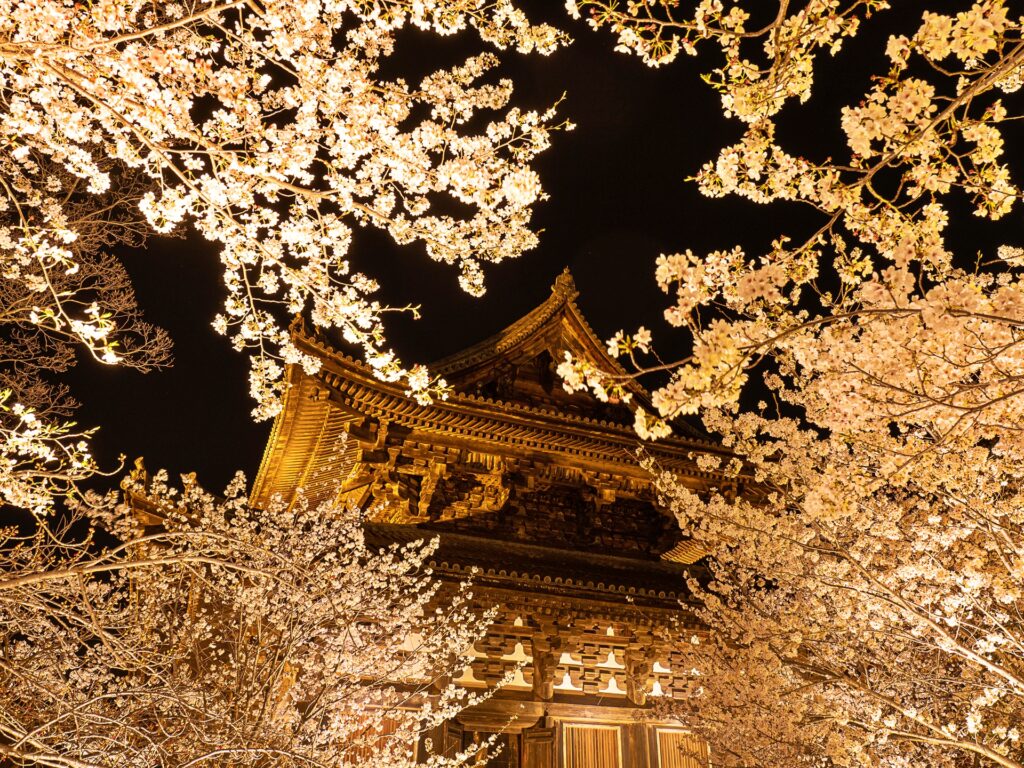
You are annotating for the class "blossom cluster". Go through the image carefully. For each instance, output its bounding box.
[0,390,95,515]
[2,0,569,422]
[572,0,886,120]
[564,2,1024,764]
[1,468,494,767]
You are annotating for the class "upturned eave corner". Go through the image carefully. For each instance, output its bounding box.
[248,360,355,511]
[250,363,303,509]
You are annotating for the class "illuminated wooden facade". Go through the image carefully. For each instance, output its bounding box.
[252,271,731,767]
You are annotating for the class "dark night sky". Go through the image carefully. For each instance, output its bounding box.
[65,4,1024,492]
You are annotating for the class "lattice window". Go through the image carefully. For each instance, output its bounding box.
[562,723,621,768]
[655,728,709,768]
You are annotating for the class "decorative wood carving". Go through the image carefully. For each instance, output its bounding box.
[250,272,724,766]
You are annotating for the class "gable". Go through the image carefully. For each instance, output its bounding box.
[432,269,645,422]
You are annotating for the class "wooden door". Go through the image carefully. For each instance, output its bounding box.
[522,726,555,768]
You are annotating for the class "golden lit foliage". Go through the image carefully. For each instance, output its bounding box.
[0,471,494,768]
[561,2,1024,766]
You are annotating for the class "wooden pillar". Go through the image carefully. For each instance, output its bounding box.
[622,723,651,768]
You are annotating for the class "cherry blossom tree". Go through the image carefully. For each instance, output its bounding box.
[0,467,493,768]
[562,0,1024,436]
[0,155,173,514]
[559,2,1024,765]
[1,0,568,515]
[1,0,568,419]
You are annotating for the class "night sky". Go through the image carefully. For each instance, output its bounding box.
[65,4,1024,492]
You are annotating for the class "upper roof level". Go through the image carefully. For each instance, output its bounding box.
[432,269,644,419]
[251,271,739,566]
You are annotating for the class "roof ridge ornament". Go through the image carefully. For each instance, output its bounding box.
[551,267,578,300]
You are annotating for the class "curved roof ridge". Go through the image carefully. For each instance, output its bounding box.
[432,267,581,375]
[285,325,720,451]
[430,267,647,399]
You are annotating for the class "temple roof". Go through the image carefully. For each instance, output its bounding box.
[364,523,693,609]
[431,269,646,413]
[251,271,738,566]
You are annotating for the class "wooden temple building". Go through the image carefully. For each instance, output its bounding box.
[251,270,733,767]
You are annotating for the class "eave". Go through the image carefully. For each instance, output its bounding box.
[251,326,738,513]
